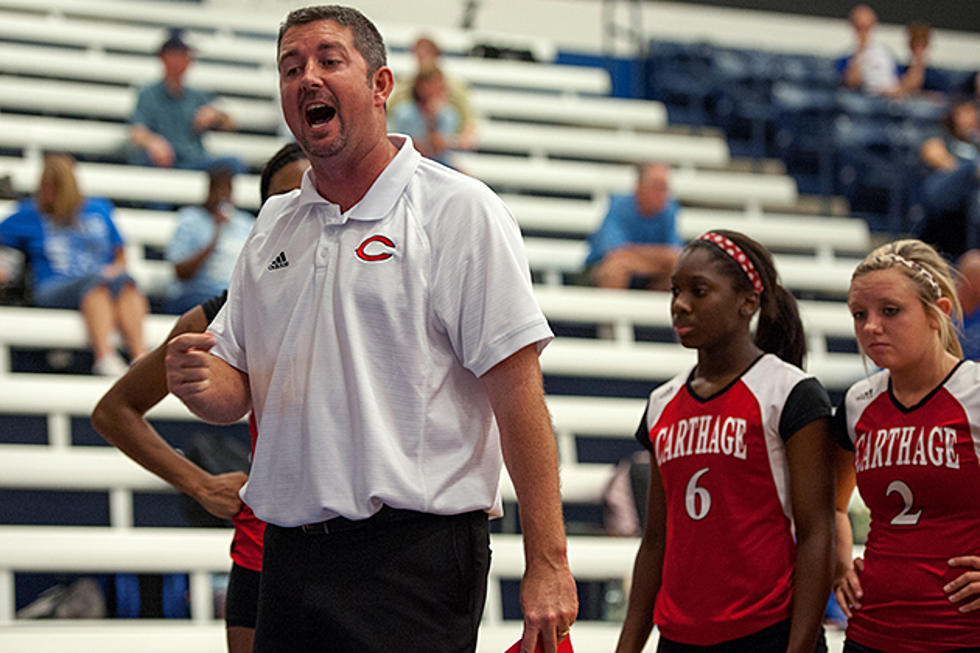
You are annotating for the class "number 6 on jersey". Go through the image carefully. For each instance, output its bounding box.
[685,467,712,520]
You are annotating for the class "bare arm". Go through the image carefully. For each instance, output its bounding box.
[129,124,175,167]
[165,331,250,424]
[921,137,958,171]
[785,417,835,653]
[482,344,578,653]
[174,230,221,280]
[842,52,865,90]
[615,459,666,653]
[193,104,236,133]
[92,306,246,519]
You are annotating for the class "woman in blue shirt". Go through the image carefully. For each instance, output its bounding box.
[0,153,148,375]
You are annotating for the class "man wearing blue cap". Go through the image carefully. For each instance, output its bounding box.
[129,30,240,170]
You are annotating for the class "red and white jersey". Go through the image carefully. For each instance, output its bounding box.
[835,360,980,652]
[636,354,831,645]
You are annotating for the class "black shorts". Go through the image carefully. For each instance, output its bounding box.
[225,562,260,629]
[844,639,980,653]
[658,619,828,653]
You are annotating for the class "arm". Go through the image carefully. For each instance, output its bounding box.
[174,236,218,280]
[173,217,225,280]
[130,124,175,167]
[894,43,928,96]
[784,417,836,653]
[193,104,236,133]
[91,306,246,518]
[842,52,865,90]
[101,244,128,280]
[832,446,863,616]
[165,331,251,424]
[920,137,958,171]
[615,459,666,653]
[482,344,578,653]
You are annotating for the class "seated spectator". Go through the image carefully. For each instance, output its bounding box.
[0,153,147,376]
[585,162,682,291]
[915,99,980,257]
[129,30,242,172]
[164,166,253,314]
[390,36,478,150]
[905,22,945,94]
[838,4,926,97]
[390,68,461,165]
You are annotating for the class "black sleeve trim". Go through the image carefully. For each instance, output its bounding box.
[779,377,832,442]
[200,289,229,325]
[831,401,854,451]
[634,402,653,452]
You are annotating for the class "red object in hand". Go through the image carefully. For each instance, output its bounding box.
[504,634,574,653]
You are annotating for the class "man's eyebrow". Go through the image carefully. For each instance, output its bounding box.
[278,41,346,65]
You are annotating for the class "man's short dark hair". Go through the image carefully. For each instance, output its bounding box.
[277,5,387,80]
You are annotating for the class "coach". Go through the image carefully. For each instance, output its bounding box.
[164,5,577,652]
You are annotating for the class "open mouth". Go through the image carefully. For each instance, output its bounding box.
[305,103,336,128]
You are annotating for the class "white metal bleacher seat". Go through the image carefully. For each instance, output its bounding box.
[0,111,720,172]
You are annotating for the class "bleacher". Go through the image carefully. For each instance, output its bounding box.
[0,0,883,650]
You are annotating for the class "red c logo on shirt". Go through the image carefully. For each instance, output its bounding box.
[355,235,396,262]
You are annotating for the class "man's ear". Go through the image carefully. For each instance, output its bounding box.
[373,66,394,107]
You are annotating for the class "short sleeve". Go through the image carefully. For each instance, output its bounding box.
[634,402,653,452]
[664,200,683,247]
[585,195,629,266]
[778,377,832,441]
[428,182,552,377]
[0,206,37,251]
[165,209,210,263]
[831,402,854,451]
[96,199,125,251]
[129,86,151,127]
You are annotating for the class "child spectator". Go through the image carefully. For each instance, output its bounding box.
[164,166,253,314]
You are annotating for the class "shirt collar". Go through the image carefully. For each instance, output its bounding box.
[294,134,420,224]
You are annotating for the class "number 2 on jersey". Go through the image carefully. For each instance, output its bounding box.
[886,479,921,526]
[685,467,711,520]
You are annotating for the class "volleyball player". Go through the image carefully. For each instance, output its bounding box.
[833,239,980,652]
[616,230,835,652]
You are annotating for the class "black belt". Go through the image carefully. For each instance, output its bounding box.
[296,505,424,535]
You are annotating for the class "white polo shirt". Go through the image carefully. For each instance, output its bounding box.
[209,135,553,526]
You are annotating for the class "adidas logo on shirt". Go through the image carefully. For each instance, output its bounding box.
[268,251,289,271]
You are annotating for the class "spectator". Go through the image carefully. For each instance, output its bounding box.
[915,98,980,257]
[585,162,682,291]
[164,166,254,314]
[390,35,478,150]
[838,4,926,97]
[389,68,460,165]
[0,153,147,376]
[129,30,242,171]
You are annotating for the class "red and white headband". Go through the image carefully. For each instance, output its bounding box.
[697,232,765,294]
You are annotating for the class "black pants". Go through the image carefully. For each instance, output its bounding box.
[254,508,490,653]
[658,619,828,653]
